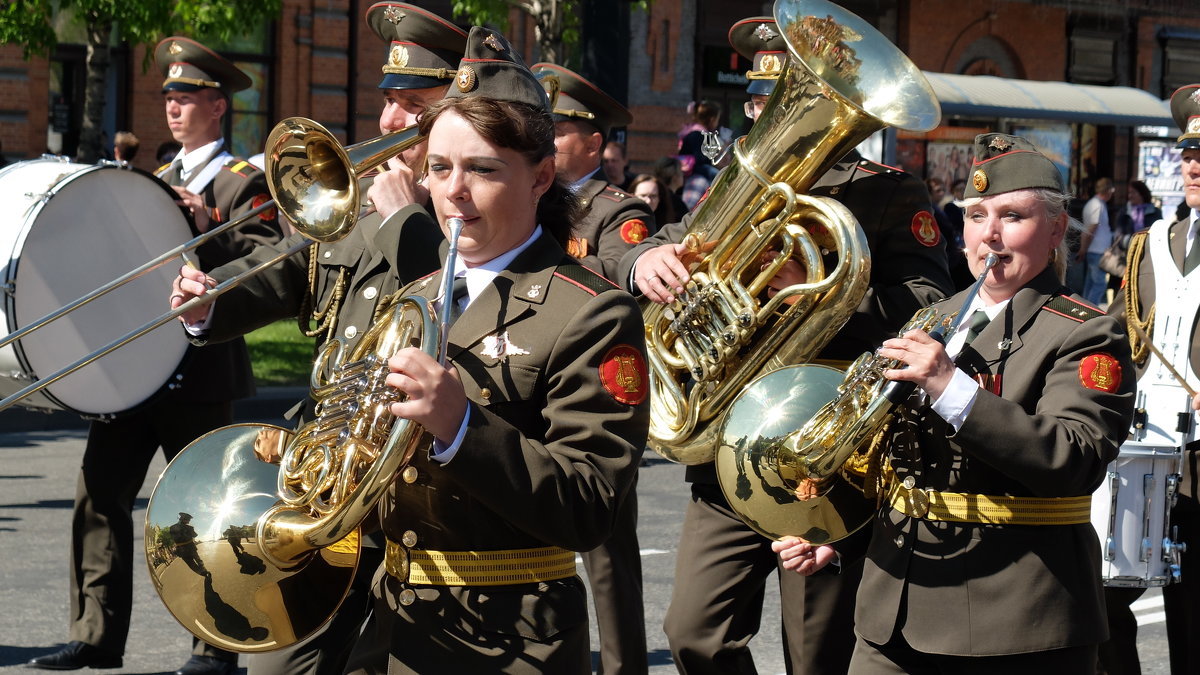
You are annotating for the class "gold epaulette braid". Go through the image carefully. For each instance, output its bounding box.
[298,243,347,343]
[1123,231,1154,367]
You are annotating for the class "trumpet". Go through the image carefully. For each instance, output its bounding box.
[0,119,422,414]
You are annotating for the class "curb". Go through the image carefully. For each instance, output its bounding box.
[0,386,310,433]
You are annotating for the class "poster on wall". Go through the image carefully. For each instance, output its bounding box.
[1139,140,1184,217]
[1010,122,1073,190]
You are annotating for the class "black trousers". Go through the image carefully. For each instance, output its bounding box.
[69,399,237,663]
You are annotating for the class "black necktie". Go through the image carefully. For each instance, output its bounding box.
[1185,229,1200,275]
[963,309,990,347]
[448,276,469,323]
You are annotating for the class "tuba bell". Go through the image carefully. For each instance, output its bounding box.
[645,0,941,464]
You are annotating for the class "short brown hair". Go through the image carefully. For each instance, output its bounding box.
[418,96,581,246]
[114,131,140,162]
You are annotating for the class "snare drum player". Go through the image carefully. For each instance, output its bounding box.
[1105,84,1200,675]
[28,38,282,675]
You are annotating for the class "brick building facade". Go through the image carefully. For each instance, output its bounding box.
[2,0,1200,197]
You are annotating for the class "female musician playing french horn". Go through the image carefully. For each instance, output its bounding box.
[340,27,649,674]
[779,134,1135,673]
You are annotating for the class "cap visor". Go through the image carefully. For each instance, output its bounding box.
[163,82,205,94]
[379,72,449,90]
[746,79,775,96]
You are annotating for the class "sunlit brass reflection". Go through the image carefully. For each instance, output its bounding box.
[715,364,876,543]
[145,424,357,652]
[643,0,940,465]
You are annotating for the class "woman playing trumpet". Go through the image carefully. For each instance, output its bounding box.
[779,134,1135,672]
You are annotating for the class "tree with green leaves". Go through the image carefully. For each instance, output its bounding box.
[0,0,282,162]
[449,0,580,67]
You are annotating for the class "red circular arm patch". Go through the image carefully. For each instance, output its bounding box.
[621,219,649,244]
[1079,352,1122,393]
[599,344,648,405]
[911,210,941,247]
[252,193,277,222]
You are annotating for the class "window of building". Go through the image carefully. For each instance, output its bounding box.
[208,24,275,160]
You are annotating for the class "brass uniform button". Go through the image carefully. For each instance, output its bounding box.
[401,530,418,548]
[364,286,378,300]
[894,535,905,548]
[344,326,358,339]
[399,588,417,606]
[480,387,492,400]
[902,476,916,490]
[401,466,419,484]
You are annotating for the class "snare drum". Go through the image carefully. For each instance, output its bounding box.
[1090,441,1183,587]
[0,158,191,416]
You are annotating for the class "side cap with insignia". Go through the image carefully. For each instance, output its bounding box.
[444,27,549,112]
[963,133,1065,199]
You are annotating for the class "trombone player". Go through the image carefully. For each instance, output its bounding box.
[171,4,463,674]
[616,16,952,675]
[29,37,282,675]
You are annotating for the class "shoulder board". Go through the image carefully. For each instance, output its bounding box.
[156,162,171,174]
[553,263,618,296]
[598,184,636,202]
[1042,294,1103,322]
[854,158,905,179]
[224,160,254,178]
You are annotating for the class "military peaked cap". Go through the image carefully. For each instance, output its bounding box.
[365,2,468,90]
[963,133,1065,199]
[155,37,251,97]
[1170,84,1200,150]
[729,17,787,96]
[530,63,632,139]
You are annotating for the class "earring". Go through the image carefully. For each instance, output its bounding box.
[1049,248,1058,263]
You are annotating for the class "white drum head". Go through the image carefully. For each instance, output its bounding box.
[2,161,190,415]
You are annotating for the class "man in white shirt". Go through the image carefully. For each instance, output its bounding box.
[1079,176,1116,306]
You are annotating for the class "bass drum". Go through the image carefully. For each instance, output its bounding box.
[0,158,191,417]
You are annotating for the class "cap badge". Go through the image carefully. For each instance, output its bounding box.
[1189,117,1200,134]
[456,66,477,93]
[1191,89,1200,105]
[759,53,782,74]
[169,64,183,78]
[753,23,779,41]
[383,6,406,24]
[483,33,505,53]
[972,169,989,193]
[168,41,183,56]
[389,45,409,69]
[988,136,1012,152]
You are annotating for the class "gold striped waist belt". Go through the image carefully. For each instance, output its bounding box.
[384,540,577,586]
[888,480,1092,526]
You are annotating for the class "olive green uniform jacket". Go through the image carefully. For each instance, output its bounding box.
[569,176,655,281]
[344,231,650,674]
[857,268,1135,656]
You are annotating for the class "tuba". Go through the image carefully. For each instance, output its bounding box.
[645,0,941,464]
[143,118,459,652]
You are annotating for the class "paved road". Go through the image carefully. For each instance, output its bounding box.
[0,420,1173,674]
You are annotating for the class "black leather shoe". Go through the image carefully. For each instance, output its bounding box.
[27,641,122,670]
[175,655,237,675]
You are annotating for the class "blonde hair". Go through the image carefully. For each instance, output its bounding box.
[956,188,1077,283]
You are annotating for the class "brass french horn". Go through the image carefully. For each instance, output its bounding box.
[643,0,941,464]
[142,118,458,652]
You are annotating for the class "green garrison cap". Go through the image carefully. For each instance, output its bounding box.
[155,36,251,97]
[447,27,550,112]
[530,62,632,139]
[1170,84,1200,150]
[728,17,786,96]
[365,2,467,90]
[964,133,1065,198]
